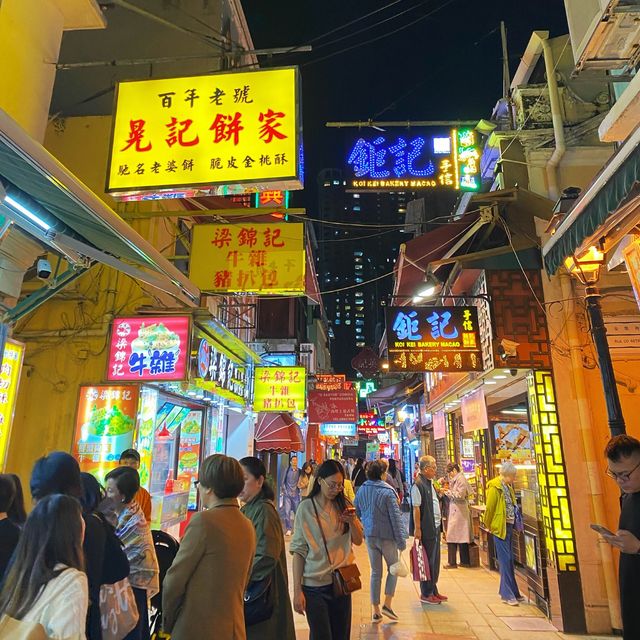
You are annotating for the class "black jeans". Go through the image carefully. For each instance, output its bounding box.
[123,587,150,640]
[447,542,470,567]
[303,585,352,640]
[419,533,441,598]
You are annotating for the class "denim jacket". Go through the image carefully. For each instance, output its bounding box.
[354,480,407,549]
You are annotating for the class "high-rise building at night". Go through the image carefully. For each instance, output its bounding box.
[316,168,413,375]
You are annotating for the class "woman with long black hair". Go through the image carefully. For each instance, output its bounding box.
[290,459,364,640]
[0,494,88,638]
[239,457,295,640]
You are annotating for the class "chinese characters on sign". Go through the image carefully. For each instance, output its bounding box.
[189,222,305,294]
[107,68,302,199]
[345,129,480,192]
[107,316,190,382]
[320,423,357,437]
[308,388,358,423]
[0,340,24,470]
[357,411,386,436]
[253,366,306,412]
[254,190,290,208]
[194,337,248,404]
[385,306,483,372]
[73,385,140,479]
[314,373,348,391]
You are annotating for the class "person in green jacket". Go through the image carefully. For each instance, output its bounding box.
[239,457,296,640]
[483,461,525,607]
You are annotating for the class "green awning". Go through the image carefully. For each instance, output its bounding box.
[543,131,640,275]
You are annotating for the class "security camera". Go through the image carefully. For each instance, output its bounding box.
[498,338,520,361]
[510,368,518,377]
[36,258,52,280]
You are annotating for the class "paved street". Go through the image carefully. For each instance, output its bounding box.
[289,541,615,640]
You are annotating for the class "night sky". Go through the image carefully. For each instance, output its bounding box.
[241,0,568,209]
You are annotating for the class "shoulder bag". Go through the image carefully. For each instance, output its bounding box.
[311,499,361,598]
[99,576,139,640]
[0,615,48,640]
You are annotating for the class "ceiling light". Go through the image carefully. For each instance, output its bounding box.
[493,375,507,379]
[4,194,51,231]
[484,380,497,385]
[414,272,441,300]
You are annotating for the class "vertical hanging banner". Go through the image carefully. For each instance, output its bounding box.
[461,387,489,433]
[189,222,305,294]
[106,67,303,200]
[0,340,24,469]
[433,410,446,440]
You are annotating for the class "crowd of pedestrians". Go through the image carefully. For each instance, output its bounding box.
[0,440,638,639]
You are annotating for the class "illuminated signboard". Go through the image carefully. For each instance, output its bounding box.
[355,379,377,399]
[314,374,349,391]
[106,67,302,200]
[74,385,140,480]
[189,222,305,295]
[254,366,306,412]
[254,190,290,208]
[193,337,248,405]
[345,129,480,192]
[0,340,24,469]
[308,388,358,423]
[385,306,482,372]
[107,316,190,381]
[358,411,385,436]
[320,423,357,437]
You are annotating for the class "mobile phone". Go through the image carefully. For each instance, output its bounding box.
[590,523,614,537]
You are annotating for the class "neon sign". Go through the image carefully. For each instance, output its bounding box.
[345,129,480,192]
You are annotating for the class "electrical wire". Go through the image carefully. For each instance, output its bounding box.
[303,0,458,68]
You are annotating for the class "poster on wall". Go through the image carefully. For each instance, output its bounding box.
[74,385,140,480]
[493,421,534,465]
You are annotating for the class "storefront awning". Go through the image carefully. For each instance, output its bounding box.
[0,106,200,317]
[543,124,640,275]
[254,412,304,453]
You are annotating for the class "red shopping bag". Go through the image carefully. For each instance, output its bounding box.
[409,539,431,582]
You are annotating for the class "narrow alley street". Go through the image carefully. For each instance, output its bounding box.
[290,541,615,640]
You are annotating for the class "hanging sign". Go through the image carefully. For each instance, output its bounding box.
[106,67,303,199]
[253,366,306,412]
[357,411,385,436]
[345,128,480,192]
[308,388,358,423]
[433,410,446,440]
[0,340,24,469]
[624,236,640,311]
[189,222,305,294]
[320,423,357,436]
[193,337,248,404]
[461,387,489,433]
[314,373,347,391]
[107,316,190,381]
[385,306,483,372]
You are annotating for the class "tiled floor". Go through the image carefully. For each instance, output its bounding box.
[288,540,615,640]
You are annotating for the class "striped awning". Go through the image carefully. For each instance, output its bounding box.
[254,412,304,453]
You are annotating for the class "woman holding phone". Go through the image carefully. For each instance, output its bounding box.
[290,460,363,640]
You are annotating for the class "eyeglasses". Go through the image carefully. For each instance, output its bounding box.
[320,478,344,491]
[606,459,640,481]
[193,480,201,488]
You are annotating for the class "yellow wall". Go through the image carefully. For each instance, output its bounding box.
[6,116,185,494]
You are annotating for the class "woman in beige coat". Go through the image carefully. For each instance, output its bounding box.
[162,455,256,640]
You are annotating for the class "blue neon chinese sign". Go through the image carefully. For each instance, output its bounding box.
[385,306,483,372]
[345,129,480,192]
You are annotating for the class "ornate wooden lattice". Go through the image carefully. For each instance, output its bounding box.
[487,270,552,370]
[472,271,494,371]
[527,369,577,572]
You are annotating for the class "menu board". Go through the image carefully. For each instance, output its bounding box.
[74,385,139,480]
[178,410,203,510]
[493,422,534,465]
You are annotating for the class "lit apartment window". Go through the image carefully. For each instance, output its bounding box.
[345,305,351,310]
[355,319,364,325]
[345,320,351,325]
[353,194,360,198]
[355,277,363,283]
[355,312,364,317]
[334,319,341,325]
[356,341,366,347]
[354,251,363,257]
[336,312,340,317]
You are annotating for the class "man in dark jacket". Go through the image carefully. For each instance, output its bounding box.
[410,455,446,605]
[602,435,640,639]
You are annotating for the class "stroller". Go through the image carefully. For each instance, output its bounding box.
[149,529,180,637]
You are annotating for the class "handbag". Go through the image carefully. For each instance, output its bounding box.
[409,539,431,582]
[311,499,361,598]
[99,577,139,640]
[0,615,48,640]
[244,576,274,627]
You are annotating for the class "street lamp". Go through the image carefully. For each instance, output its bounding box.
[413,271,441,303]
[564,246,626,436]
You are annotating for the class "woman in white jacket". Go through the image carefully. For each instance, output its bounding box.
[0,494,88,639]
